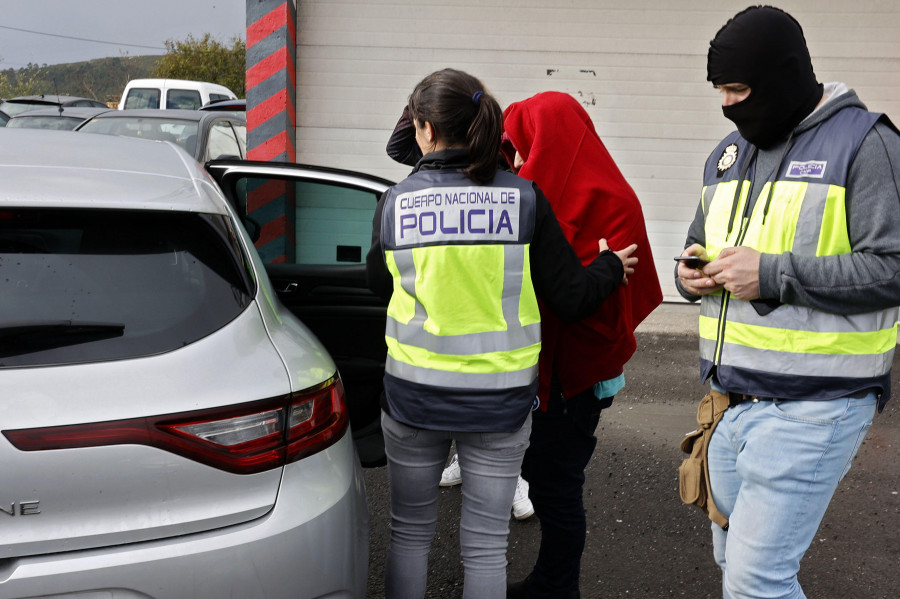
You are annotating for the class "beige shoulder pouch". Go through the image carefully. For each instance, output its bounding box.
[678,389,730,529]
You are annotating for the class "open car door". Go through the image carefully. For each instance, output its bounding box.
[206,160,392,467]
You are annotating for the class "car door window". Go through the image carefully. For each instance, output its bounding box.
[231,122,247,158]
[205,121,242,161]
[232,177,378,265]
[293,181,377,265]
[123,88,160,110]
[166,89,202,110]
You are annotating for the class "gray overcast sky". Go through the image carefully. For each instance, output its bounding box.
[0,1,246,69]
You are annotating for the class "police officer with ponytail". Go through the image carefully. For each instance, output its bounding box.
[367,68,638,599]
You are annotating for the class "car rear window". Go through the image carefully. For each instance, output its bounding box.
[0,101,53,117]
[7,116,84,130]
[0,208,254,367]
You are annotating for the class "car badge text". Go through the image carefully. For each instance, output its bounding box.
[1,501,41,516]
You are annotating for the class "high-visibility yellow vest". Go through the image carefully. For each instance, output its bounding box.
[380,168,542,391]
[699,106,897,399]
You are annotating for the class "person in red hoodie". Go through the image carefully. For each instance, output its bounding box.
[503,91,662,599]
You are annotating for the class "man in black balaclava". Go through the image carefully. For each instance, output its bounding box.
[676,5,900,599]
[707,5,823,148]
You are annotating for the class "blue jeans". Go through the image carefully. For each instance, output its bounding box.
[708,394,876,599]
[382,410,531,599]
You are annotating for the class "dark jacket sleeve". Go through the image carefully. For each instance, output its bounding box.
[674,200,706,302]
[386,106,423,167]
[365,191,393,301]
[528,184,624,323]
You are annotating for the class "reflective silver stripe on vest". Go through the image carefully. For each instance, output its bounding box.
[792,182,829,253]
[716,342,894,378]
[717,297,897,335]
[701,295,897,378]
[393,247,428,328]
[386,355,538,389]
[385,245,540,355]
[699,336,718,363]
[702,184,717,217]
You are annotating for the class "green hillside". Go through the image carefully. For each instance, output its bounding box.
[1,55,160,106]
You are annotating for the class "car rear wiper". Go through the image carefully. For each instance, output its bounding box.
[0,320,125,354]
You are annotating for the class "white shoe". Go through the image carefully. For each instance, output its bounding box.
[511,475,534,520]
[440,454,462,486]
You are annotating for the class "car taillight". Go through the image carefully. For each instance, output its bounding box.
[2,377,349,475]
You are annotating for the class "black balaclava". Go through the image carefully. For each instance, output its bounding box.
[707,5,823,148]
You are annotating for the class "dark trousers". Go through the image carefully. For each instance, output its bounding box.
[520,380,610,598]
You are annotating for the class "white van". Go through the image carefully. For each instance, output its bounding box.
[119,79,238,111]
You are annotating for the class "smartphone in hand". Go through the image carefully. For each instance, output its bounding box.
[674,255,710,269]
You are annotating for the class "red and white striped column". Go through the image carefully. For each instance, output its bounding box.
[245,0,297,262]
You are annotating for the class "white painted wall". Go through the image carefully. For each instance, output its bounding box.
[294,0,900,300]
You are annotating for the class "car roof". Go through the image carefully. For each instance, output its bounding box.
[200,99,246,111]
[88,108,245,124]
[125,78,236,92]
[0,128,227,214]
[3,94,102,105]
[9,106,112,119]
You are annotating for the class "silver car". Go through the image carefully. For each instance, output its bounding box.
[75,109,247,163]
[0,129,376,598]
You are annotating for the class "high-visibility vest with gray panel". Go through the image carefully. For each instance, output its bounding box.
[380,169,542,394]
[698,106,898,401]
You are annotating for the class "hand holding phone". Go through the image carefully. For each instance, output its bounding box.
[674,255,710,269]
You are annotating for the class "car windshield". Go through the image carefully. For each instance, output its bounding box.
[0,208,253,367]
[79,117,200,154]
[7,115,85,130]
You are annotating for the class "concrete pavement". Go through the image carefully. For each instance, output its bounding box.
[363,301,900,598]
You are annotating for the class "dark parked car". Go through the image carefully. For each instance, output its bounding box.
[6,106,111,131]
[0,95,108,118]
[200,98,246,112]
[76,109,247,162]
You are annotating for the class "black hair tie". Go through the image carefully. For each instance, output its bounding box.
[472,91,484,105]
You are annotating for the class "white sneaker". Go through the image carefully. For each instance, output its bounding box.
[511,475,534,520]
[440,454,462,487]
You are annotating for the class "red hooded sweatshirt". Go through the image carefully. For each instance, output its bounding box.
[503,91,662,406]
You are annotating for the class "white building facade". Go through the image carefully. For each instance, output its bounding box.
[290,0,900,299]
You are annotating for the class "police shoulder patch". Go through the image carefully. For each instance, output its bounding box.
[717,144,739,172]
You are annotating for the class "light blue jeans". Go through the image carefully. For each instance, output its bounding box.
[382,410,531,599]
[708,394,876,599]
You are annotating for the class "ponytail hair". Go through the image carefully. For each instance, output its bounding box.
[407,68,502,184]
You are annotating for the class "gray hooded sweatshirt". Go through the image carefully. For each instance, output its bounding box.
[679,83,900,317]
